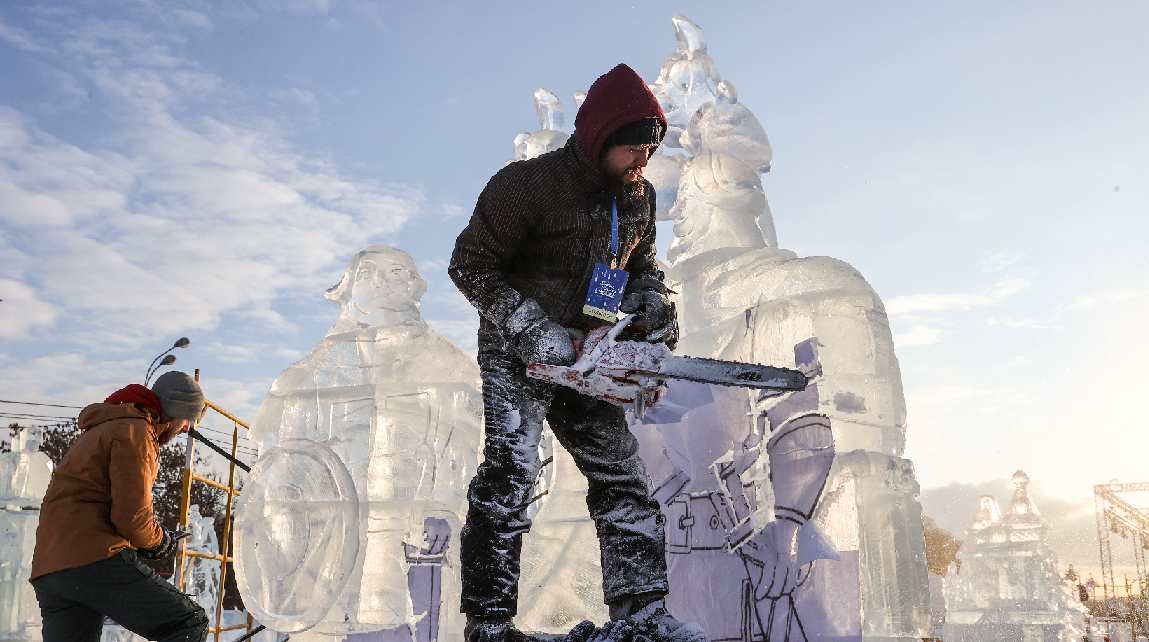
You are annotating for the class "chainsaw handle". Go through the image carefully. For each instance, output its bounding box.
[572,314,636,375]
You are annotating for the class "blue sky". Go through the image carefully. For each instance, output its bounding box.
[1,0,1147,555]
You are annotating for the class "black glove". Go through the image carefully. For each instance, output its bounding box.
[137,529,186,560]
[500,298,576,366]
[619,290,679,350]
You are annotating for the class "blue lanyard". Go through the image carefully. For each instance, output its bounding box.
[610,199,619,266]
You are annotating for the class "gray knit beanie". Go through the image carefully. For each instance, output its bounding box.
[150,371,205,420]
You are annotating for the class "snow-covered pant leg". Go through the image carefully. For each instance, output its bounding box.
[460,349,556,617]
[547,386,670,604]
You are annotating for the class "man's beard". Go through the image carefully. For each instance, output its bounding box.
[609,166,645,198]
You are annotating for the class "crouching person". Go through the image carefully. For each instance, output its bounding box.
[30,372,210,642]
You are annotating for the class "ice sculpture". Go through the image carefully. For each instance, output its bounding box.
[648,15,723,149]
[647,14,930,641]
[0,427,53,638]
[943,472,1087,642]
[184,504,222,616]
[0,426,53,508]
[511,89,570,163]
[235,246,482,639]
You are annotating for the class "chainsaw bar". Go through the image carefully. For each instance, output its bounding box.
[657,355,807,391]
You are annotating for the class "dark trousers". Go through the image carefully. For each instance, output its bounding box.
[32,549,209,642]
[460,349,669,617]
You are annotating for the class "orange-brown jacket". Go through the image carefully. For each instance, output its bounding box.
[30,402,167,579]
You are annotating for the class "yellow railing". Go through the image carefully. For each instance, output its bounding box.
[177,370,255,642]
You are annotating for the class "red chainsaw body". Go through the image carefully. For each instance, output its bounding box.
[526,325,668,410]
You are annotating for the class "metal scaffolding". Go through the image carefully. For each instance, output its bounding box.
[1094,481,1149,638]
[177,369,255,642]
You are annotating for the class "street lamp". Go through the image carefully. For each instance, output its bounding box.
[144,337,191,386]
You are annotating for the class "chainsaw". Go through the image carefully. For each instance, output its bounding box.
[526,315,808,419]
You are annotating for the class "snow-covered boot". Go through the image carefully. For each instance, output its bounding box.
[609,596,709,642]
[465,616,533,642]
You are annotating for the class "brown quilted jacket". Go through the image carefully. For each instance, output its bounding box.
[449,133,661,348]
[31,403,165,579]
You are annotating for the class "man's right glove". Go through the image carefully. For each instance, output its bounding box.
[619,289,679,350]
[500,298,576,366]
[137,529,187,560]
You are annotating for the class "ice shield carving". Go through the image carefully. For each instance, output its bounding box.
[236,247,482,639]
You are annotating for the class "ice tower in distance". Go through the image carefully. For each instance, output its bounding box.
[234,247,482,641]
[648,15,931,641]
[943,471,1086,642]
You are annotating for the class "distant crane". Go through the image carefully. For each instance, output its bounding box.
[1094,481,1149,637]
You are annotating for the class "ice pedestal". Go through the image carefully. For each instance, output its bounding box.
[235,247,481,639]
[0,511,40,640]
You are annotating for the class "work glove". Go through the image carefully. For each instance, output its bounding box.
[137,529,188,560]
[500,298,577,366]
[619,290,679,350]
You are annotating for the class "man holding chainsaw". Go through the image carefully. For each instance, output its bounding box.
[30,372,209,642]
[449,64,704,642]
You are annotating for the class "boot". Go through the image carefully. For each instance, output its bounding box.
[608,594,708,642]
[465,615,538,642]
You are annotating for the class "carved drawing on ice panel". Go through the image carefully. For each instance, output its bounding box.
[234,247,482,641]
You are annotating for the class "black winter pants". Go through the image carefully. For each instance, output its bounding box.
[460,348,669,617]
[32,549,209,642]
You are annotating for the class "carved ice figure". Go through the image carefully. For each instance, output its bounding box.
[647,15,930,641]
[184,504,221,616]
[235,247,482,640]
[0,426,52,637]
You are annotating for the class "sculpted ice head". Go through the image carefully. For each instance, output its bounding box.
[325,246,428,328]
[667,152,772,264]
[680,80,773,174]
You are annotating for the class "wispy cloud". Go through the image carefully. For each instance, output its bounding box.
[980,251,1023,273]
[0,3,426,403]
[886,277,1031,315]
[894,323,947,348]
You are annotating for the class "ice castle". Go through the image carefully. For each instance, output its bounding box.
[943,471,1086,642]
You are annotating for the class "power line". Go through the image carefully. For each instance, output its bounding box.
[0,412,78,421]
[0,399,84,409]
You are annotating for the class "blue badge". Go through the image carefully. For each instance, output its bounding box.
[584,263,629,321]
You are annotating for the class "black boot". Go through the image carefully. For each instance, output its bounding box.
[608,593,708,642]
[466,615,541,642]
